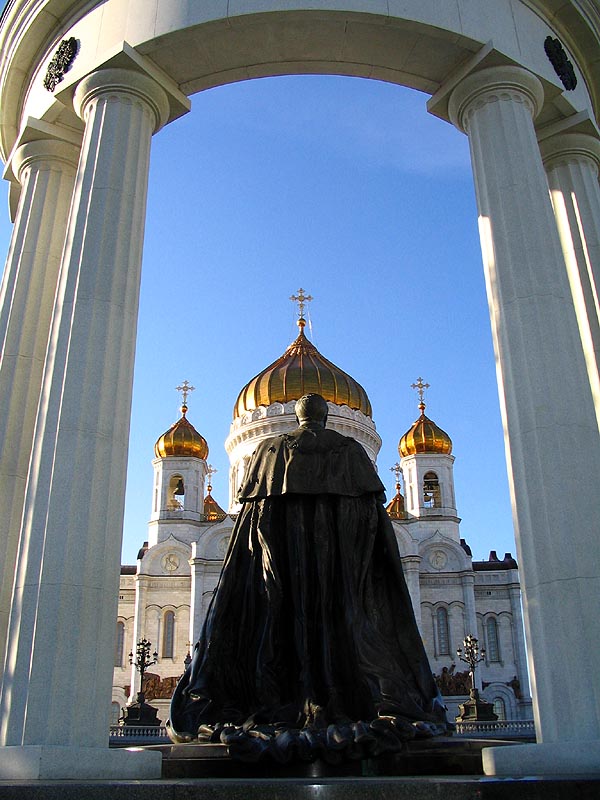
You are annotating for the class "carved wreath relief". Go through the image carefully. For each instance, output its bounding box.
[544,36,577,91]
[44,38,79,92]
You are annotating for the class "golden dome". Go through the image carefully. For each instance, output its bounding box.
[399,401,452,457]
[204,483,227,522]
[154,404,209,460]
[233,318,372,419]
[386,483,407,519]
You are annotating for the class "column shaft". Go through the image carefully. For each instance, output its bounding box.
[400,556,421,627]
[541,134,600,425]
[0,69,168,749]
[461,573,477,638]
[129,577,149,701]
[0,141,79,677]
[449,66,600,745]
[508,584,530,705]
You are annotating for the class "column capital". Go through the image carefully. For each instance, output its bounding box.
[73,68,170,134]
[448,66,544,134]
[539,132,600,174]
[12,139,80,185]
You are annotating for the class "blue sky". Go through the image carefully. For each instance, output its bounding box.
[0,75,516,565]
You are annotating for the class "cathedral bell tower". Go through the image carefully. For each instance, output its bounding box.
[149,381,209,546]
[399,378,457,522]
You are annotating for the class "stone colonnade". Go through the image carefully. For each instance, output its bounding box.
[0,61,598,778]
[448,65,600,774]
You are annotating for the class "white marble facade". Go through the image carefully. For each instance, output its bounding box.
[113,398,532,725]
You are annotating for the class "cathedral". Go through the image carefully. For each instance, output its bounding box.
[113,297,532,726]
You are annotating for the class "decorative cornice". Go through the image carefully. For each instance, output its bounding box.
[73,67,170,132]
[448,66,544,134]
[539,131,600,173]
[12,138,79,183]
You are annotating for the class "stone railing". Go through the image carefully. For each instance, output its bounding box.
[109,725,170,742]
[454,719,535,738]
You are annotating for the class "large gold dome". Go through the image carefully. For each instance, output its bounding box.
[399,401,452,457]
[154,405,209,460]
[233,319,372,419]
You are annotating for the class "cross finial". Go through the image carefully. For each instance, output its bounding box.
[176,380,195,414]
[410,377,430,413]
[206,464,217,492]
[290,288,313,320]
[390,462,403,488]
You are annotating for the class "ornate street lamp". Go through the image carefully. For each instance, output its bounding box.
[455,634,497,722]
[456,633,486,695]
[121,638,161,728]
[129,637,158,699]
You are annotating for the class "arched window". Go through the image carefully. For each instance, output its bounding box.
[168,474,185,510]
[436,607,450,655]
[162,610,175,658]
[115,621,125,667]
[486,617,501,662]
[493,697,506,721]
[423,472,441,508]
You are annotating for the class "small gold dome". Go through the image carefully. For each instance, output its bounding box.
[154,404,209,460]
[386,484,407,519]
[233,319,372,419]
[204,484,227,522]
[399,401,452,457]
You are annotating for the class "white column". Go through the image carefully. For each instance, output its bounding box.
[129,574,149,702]
[400,555,421,627]
[540,133,600,426]
[460,573,477,637]
[508,583,530,703]
[189,543,205,645]
[0,68,169,779]
[0,139,79,679]
[449,65,600,775]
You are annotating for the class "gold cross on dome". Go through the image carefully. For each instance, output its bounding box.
[410,377,430,406]
[206,464,217,491]
[176,380,195,407]
[290,288,313,319]
[390,462,402,484]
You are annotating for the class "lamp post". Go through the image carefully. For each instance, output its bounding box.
[455,634,497,722]
[121,638,161,727]
[129,637,158,701]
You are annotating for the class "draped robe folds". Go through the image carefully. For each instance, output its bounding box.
[168,423,447,762]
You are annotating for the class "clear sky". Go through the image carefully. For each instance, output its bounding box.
[0,74,517,565]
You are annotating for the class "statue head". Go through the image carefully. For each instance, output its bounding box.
[295,394,328,427]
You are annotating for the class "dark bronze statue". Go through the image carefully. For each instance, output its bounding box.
[168,394,447,762]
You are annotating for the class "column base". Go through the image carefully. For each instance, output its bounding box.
[0,746,162,779]
[483,740,600,776]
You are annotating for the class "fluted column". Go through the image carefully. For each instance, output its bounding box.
[449,65,600,775]
[0,139,79,680]
[0,68,169,779]
[540,133,600,425]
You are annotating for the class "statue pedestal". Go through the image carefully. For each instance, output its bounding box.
[456,689,498,723]
[121,692,162,727]
[0,746,162,779]
[483,739,600,776]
